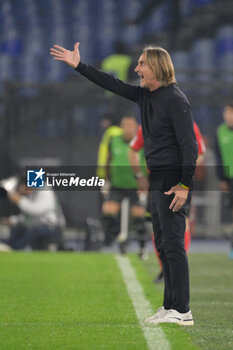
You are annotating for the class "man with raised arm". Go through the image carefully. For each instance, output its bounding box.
[50,43,198,325]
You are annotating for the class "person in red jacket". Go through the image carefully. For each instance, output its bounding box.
[129,122,206,282]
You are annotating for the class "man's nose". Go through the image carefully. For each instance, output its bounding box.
[135,65,139,72]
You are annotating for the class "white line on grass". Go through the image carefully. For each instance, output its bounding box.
[116,254,170,350]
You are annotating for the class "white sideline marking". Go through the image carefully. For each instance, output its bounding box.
[116,255,170,350]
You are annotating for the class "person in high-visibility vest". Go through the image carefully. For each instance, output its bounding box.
[97,113,122,180]
[102,114,147,257]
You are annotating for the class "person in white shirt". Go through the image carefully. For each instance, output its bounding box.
[5,178,65,250]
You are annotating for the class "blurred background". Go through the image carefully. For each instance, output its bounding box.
[0,0,232,251]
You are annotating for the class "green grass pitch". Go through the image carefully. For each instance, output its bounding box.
[0,252,232,349]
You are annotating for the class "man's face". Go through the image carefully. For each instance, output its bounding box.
[223,106,233,128]
[120,117,138,142]
[135,52,157,90]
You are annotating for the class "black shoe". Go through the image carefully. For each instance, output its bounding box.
[153,271,164,283]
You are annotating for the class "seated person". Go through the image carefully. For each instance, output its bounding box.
[2,176,66,250]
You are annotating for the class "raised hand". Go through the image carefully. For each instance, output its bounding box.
[50,42,80,69]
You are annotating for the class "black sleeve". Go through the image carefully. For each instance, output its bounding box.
[75,62,141,103]
[170,98,198,188]
[214,133,228,181]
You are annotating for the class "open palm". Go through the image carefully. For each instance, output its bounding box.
[50,42,80,69]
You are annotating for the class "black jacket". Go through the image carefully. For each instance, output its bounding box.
[75,62,198,187]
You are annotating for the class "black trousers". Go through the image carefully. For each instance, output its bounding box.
[150,170,192,313]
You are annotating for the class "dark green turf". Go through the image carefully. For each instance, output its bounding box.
[0,252,232,350]
[140,253,233,350]
[0,253,148,350]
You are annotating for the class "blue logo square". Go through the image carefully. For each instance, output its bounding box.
[27,169,45,188]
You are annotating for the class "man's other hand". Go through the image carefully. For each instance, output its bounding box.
[164,184,189,212]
